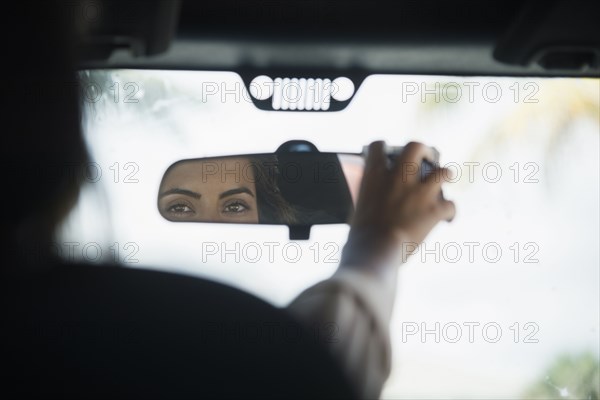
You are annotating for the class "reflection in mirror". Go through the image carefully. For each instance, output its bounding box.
[158,153,359,226]
[159,155,297,224]
[338,154,365,205]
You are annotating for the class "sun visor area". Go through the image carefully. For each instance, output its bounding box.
[493,1,599,73]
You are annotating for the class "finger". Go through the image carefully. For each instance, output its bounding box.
[416,168,453,206]
[397,141,437,165]
[434,199,456,222]
[352,141,387,218]
[358,141,387,196]
[421,167,455,198]
[364,140,387,175]
[392,142,436,185]
[356,141,387,210]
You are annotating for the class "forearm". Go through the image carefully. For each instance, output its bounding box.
[287,265,399,399]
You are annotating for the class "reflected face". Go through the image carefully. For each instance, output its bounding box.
[158,157,259,223]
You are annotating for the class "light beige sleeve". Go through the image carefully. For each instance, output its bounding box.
[287,267,398,399]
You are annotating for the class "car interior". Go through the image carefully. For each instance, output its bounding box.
[3,1,599,398]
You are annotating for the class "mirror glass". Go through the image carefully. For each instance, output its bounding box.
[158,152,364,226]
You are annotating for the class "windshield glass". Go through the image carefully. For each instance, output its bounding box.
[61,70,599,399]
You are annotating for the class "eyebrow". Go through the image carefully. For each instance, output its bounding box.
[159,188,201,199]
[219,187,255,199]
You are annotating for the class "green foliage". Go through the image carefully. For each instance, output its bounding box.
[523,352,599,399]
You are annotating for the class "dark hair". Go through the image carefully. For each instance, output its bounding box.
[5,2,88,271]
[248,155,298,225]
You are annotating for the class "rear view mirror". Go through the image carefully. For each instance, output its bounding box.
[157,141,437,240]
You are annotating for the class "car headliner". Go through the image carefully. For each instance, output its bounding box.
[77,1,599,78]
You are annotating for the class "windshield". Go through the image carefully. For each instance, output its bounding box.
[60,70,599,399]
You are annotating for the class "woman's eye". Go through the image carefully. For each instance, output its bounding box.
[223,201,248,214]
[167,204,194,214]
